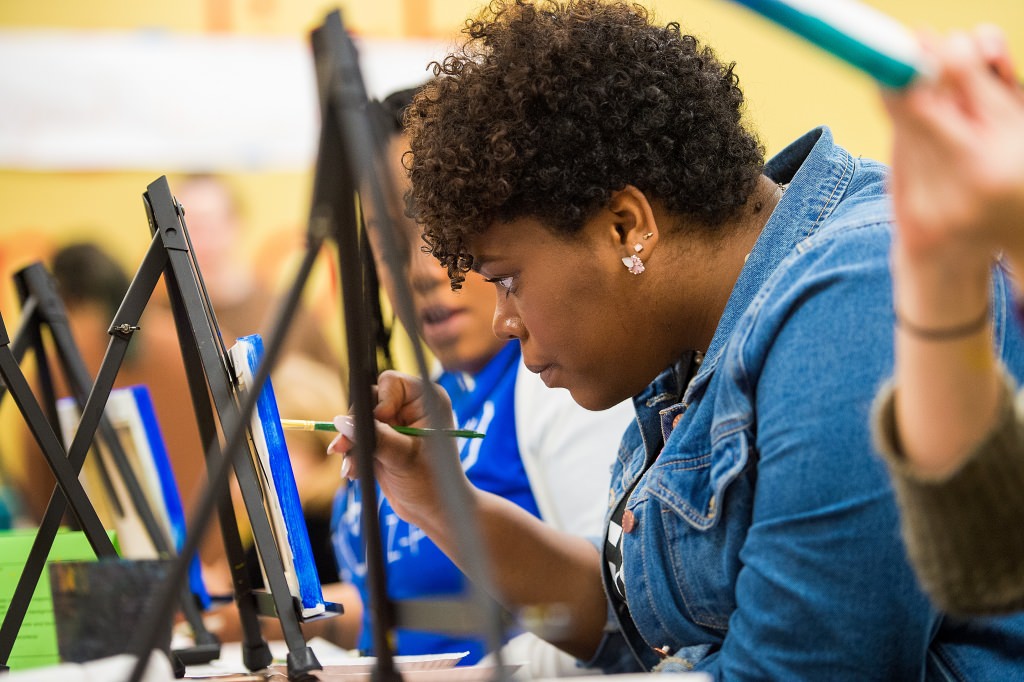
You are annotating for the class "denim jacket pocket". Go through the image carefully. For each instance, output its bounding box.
[637,430,753,633]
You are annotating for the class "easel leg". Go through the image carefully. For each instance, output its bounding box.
[163,223,321,676]
[166,275,272,672]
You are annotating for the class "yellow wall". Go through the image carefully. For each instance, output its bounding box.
[1,1,1020,288]
[0,1,1020,485]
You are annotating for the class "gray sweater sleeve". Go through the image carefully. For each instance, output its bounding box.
[872,373,1024,616]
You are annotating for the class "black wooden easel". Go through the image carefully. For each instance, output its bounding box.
[0,262,219,674]
[103,171,342,682]
[1,174,342,680]
[134,176,342,680]
[127,9,510,682]
[308,10,510,679]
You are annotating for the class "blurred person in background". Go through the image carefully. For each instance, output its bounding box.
[172,174,339,371]
[10,242,205,526]
[327,86,635,674]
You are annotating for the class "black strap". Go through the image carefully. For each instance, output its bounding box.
[601,350,702,667]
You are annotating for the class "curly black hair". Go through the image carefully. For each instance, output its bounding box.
[405,0,765,288]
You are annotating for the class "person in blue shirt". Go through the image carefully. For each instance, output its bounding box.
[329,1,1024,679]
[329,86,634,670]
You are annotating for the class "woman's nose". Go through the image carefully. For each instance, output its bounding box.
[492,301,525,341]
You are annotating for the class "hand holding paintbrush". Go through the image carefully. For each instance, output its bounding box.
[282,415,484,479]
[280,417,484,440]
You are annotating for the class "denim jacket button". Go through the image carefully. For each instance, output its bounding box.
[708,495,717,518]
[622,510,637,533]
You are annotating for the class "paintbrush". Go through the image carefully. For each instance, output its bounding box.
[726,0,933,88]
[280,418,485,439]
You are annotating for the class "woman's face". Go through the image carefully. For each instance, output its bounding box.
[469,203,688,411]
[374,134,508,375]
[407,244,509,375]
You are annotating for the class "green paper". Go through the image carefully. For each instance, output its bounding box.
[0,529,118,670]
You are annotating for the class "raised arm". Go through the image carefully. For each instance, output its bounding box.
[877,26,1024,616]
[886,26,1024,477]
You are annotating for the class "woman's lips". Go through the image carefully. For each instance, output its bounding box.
[420,304,454,324]
[526,362,556,386]
[420,305,465,343]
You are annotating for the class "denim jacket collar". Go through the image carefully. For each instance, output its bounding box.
[629,351,701,473]
[684,126,852,406]
[629,127,850,478]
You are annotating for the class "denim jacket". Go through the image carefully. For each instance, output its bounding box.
[587,128,1024,679]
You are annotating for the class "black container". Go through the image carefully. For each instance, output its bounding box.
[48,558,174,664]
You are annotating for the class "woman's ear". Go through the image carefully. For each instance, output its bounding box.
[605,184,659,254]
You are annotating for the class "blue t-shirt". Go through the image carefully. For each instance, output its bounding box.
[332,341,541,663]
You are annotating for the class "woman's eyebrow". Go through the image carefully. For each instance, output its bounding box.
[469,257,491,274]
